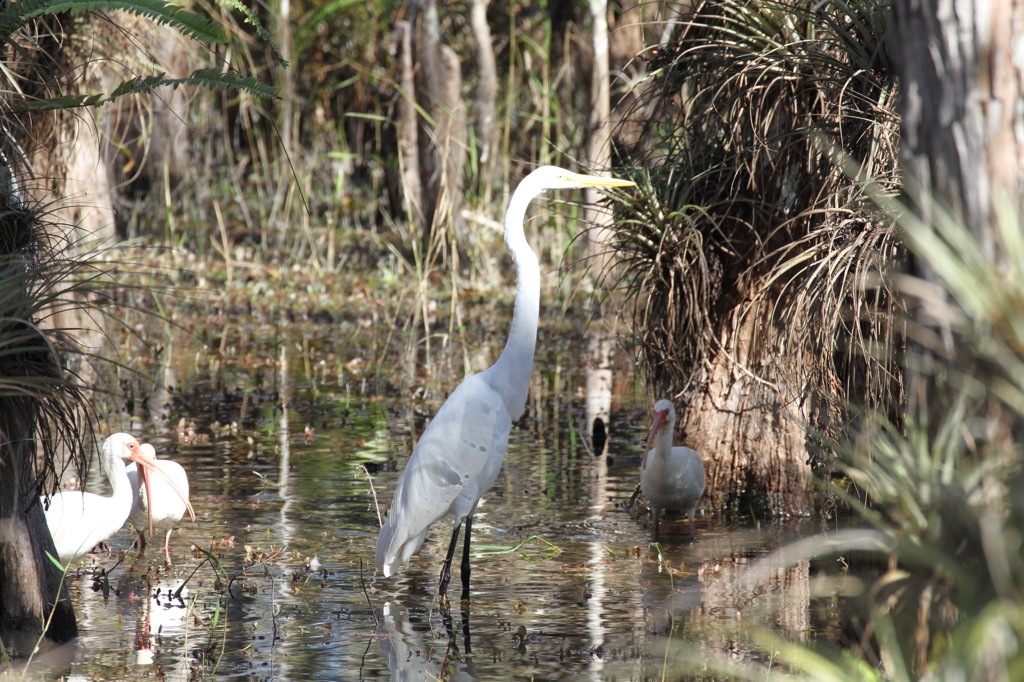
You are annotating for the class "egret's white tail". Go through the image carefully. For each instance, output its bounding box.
[375,513,428,578]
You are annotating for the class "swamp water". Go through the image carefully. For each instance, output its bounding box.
[23,285,839,681]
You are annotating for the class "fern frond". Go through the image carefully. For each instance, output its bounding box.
[213,0,289,67]
[13,68,277,111]
[12,0,228,44]
[13,94,104,111]
[184,68,279,99]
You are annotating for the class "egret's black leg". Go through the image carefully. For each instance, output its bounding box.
[438,522,462,600]
[460,515,473,601]
[461,602,473,655]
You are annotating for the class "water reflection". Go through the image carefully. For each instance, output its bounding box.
[29,315,843,681]
[378,601,478,681]
[133,578,189,676]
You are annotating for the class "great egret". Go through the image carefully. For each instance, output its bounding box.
[127,443,196,562]
[375,165,634,600]
[641,399,705,536]
[42,433,179,565]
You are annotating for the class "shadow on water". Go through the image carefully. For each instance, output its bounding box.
[13,308,841,681]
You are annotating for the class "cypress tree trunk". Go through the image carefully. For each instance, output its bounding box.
[0,192,78,653]
[470,0,498,197]
[892,0,1023,256]
[679,301,815,517]
[410,0,466,248]
[891,0,1024,438]
[0,430,78,654]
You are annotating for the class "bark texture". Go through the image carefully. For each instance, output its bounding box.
[892,0,1024,434]
[470,0,498,195]
[393,20,423,225]
[404,0,467,248]
[679,302,814,517]
[0,437,77,654]
[892,0,1024,257]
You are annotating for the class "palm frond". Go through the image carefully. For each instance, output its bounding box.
[612,0,901,456]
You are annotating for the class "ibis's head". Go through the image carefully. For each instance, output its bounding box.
[645,399,678,453]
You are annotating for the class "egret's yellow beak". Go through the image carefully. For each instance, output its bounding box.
[564,171,636,188]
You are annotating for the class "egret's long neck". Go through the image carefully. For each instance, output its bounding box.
[489,187,542,420]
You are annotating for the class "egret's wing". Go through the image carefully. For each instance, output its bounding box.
[376,374,512,575]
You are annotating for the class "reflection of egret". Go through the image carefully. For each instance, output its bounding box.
[42,433,174,564]
[376,166,634,600]
[127,444,196,563]
[378,601,477,681]
[641,400,706,536]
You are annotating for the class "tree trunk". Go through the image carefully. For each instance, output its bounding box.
[411,0,466,249]
[584,0,614,264]
[892,0,1023,259]
[0,434,77,655]
[392,20,424,226]
[680,300,814,517]
[891,0,1024,435]
[0,191,78,651]
[470,0,498,197]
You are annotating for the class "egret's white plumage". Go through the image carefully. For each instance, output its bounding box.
[127,443,195,562]
[375,165,634,598]
[42,433,163,565]
[641,399,705,535]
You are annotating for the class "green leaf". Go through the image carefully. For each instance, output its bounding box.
[16,0,228,43]
[214,0,289,67]
[13,69,277,112]
[44,551,67,573]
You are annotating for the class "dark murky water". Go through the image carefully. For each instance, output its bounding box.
[18,305,834,681]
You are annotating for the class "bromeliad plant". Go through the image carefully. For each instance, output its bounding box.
[608,0,903,509]
[612,0,900,396]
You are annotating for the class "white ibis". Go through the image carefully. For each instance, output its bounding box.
[375,166,635,600]
[641,399,706,536]
[42,433,175,565]
[127,443,195,562]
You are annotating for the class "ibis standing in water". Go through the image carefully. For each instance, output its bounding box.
[641,399,706,536]
[375,166,634,600]
[127,443,196,563]
[42,433,183,565]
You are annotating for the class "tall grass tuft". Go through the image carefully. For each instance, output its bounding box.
[609,0,902,477]
[0,191,93,493]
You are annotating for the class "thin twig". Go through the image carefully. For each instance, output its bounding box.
[359,558,379,626]
[363,464,383,528]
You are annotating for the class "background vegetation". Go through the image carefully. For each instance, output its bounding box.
[1,0,1022,678]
